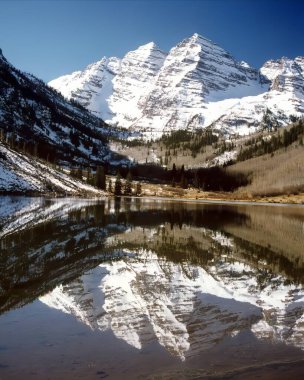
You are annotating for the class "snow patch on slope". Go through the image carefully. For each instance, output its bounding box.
[49,34,304,138]
[0,141,105,196]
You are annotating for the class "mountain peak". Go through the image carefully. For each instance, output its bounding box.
[187,33,214,46]
[137,41,159,51]
[0,49,9,65]
[190,32,209,41]
[49,34,304,137]
[189,32,201,42]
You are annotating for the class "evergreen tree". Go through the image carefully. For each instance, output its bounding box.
[22,141,27,153]
[86,168,92,184]
[172,163,177,185]
[108,179,113,193]
[76,167,83,180]
[135,182,142,196]
[114,172,122,196]
[124,170,133,195]
[33,143,38,157]
[91,145,98,156]
[193,170,200,189]
[172,163,177,176]
[180,172,188,189]
[95,166,106,190]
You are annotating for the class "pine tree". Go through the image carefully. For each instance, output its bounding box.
[33,143,38,157]
[124,170,133,195]
[86,168,92,184]
[108,179,113,193]
[135,182,142,196]
[114,172,122,196]
[172,163,177,184]
[193,170,200,189]
[180,173,188,189]
[95,166,106,190]
[76,167,83,180]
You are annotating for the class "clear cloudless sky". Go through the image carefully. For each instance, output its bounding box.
[0,0,303,82]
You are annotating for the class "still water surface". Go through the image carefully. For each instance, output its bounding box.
[0,196,304,379]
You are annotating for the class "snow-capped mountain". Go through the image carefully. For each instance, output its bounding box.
[48,57,121,121]
[49,34,304,138]
[109,42,167,126]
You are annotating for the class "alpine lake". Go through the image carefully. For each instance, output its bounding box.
[0,196,303,379]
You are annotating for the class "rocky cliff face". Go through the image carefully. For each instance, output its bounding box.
[131,34,267,136]
[261,57,304,96]
[109,42,167,126]
[49,34,304,138]
[49,57,121,120]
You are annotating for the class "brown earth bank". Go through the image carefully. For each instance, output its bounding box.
[137,182,304,205]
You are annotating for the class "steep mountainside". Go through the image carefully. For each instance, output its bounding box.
[109,42,167,127]
[0,49,117,165]
[49,34,304,138]
[0,140,105,195]
[48,57,121,121]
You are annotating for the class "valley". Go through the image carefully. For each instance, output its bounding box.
[0,34,304,202]
[1,3,304,378]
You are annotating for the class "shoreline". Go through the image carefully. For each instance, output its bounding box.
[138,182,304,205]
[138,195,304,207]
[1,191,304,207]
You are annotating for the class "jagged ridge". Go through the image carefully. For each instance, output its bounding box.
[49,33,304,138]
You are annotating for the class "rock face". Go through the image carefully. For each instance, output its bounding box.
[49,33,304,138]
[49,57,121,120]
[261,57,304,95]
[131,34,266,136]
[109,42,167,126]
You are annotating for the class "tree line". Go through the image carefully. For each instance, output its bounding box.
[70,166,142,196]
[116,162,248,192]
[237,119,304,162]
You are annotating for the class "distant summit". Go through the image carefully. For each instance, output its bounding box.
[49,34,304,139]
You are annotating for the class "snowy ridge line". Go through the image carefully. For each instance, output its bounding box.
[49,33,304,137]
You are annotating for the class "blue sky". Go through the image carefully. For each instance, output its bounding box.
[0,0,303,82]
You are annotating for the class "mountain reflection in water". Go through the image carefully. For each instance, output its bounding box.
[0,197,304,364]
